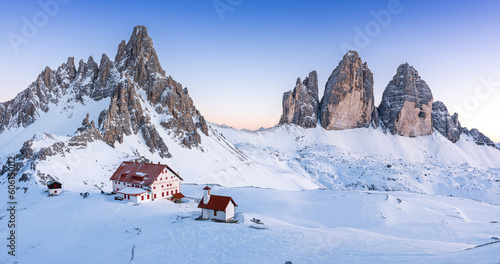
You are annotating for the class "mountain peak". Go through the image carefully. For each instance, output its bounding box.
[319,50,374,130]
[295,77,302,86]
[115,25,164,86]
[279,70,320,128]
[378,63,433,137]
[397,63,420,79]
[345,50,359,57]
[133,25,149,37]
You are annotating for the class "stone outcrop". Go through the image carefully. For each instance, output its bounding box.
[74,56,99,102]
[371,107,381,129]
[378,63,433,137]
[462,127,496,147]
[101,77,171,158]
[431,101,462,143]
[92,54,119,101]
[319,51,374,130]
[279,71,319,128]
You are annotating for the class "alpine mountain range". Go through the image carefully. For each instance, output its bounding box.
[1,25,499,201]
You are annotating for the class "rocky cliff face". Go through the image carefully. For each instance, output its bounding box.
[319,51,374,130]
[115,25,164,88]
[431,101,462,143]
[0,25,208,158]
[0,58,76,131]
[378,63,433,137]
[279,71,319,128]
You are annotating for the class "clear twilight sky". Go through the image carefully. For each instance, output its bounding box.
[1,0,500,141]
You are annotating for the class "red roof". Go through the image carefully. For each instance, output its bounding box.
[198,195,237,212]
[203,186,211,190]
[47,180,62,189]
[172,193,185,199]
[110,162,183,186]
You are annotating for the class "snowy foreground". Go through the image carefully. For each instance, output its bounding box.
[4,185,500,264]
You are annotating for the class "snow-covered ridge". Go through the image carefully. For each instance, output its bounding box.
[213,123,500,204]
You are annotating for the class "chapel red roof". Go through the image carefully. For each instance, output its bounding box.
[172,193,185,199]
[197,195,238,212]
[203,186,211,190]
[110,161,183,186]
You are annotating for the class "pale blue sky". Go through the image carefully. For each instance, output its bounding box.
[1,0,500,141]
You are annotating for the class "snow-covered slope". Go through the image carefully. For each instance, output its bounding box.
[213,124,500,204]
[3,105,499,204]
[0,87,319,195]
[3,185,500,264]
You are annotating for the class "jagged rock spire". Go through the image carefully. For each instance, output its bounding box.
[431,101,461,143]
[115,25,164,87]
[279,71,319,128]
[319,50,374,130]
[378,63,433,137]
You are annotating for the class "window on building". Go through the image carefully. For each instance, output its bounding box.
[54,190,57,193]
[167,191,169,196]
[153,186,156,189]
[141,196,144,201]
[147,195,150,199]
[214,210,217,216]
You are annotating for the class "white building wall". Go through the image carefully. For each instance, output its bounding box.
[49,188,62,195]
[206,209,217,220]
[120,192,152,203]
[202,209,209,219]
[225,202,235,220]
[150,170,181,200]
[213,210,226,221]
[202,201,236,221]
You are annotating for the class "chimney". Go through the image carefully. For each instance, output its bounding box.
[203,186,211,204]
[157,162,160,165]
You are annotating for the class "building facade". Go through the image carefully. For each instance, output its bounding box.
[110,161,183,203]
